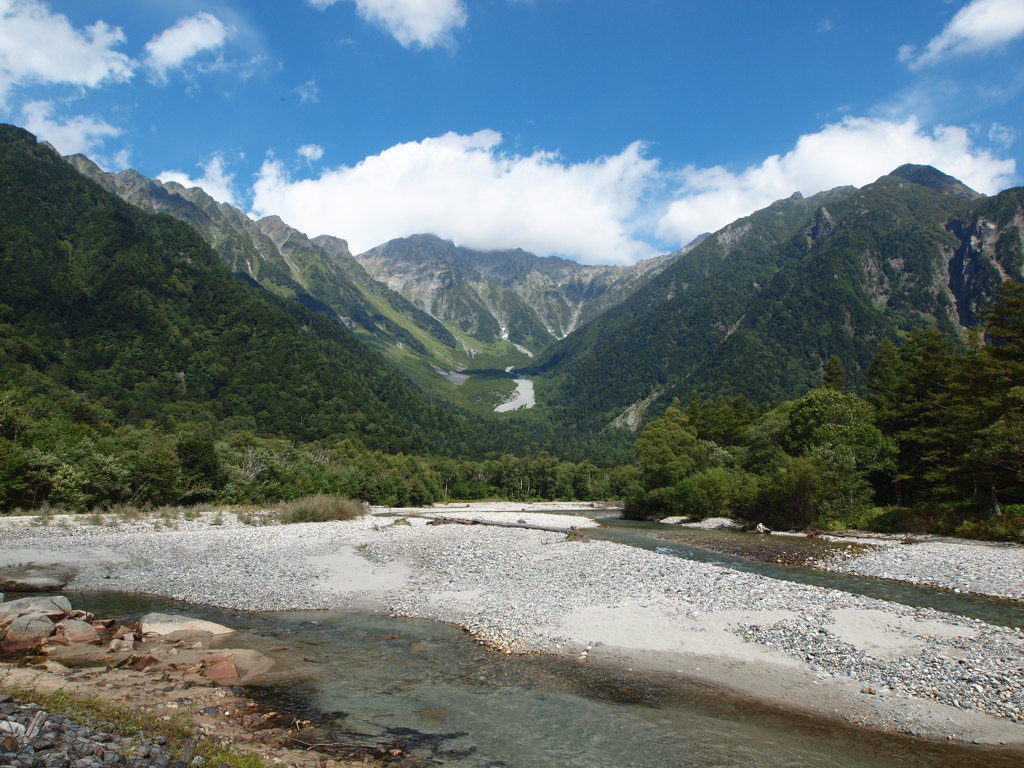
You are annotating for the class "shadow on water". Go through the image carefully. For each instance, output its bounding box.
[62,591,1024,768]
[592,519,1024,630]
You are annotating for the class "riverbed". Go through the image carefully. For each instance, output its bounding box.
[1,504,1023,763]
[494,368,535,412]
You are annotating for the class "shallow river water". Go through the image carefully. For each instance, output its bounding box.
[65,573,1024,768]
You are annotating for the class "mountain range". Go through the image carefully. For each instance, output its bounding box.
[10,124,1024,444]
[534,165,1023,429]
[64,153,677,412]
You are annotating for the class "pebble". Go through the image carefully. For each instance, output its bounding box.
[0,701,175,768]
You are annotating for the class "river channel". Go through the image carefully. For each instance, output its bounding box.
[58,521,1024,768]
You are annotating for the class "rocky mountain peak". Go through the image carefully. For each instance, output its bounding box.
[888,164,981,200]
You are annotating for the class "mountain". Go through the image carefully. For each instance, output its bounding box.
[62,154,459,363]
[534,166,1024,430]
[353,234,679,352]
[0,124,465,451]
[63,156,674,410]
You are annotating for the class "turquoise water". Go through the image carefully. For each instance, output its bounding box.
[64,591,1024,768]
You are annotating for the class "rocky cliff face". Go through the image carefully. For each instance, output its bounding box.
[354,234,681,351]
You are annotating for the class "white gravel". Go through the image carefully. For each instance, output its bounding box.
[1,506,1023,742]
[820,538,1024,601]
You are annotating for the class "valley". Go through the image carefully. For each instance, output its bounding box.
[2,121,1023,767]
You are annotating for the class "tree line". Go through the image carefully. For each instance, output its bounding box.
[624,281,1024,541]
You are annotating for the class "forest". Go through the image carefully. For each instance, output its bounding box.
[0,123,1022,542]
[626,281,1024,541]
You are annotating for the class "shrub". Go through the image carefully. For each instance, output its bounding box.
[276,494,366,524]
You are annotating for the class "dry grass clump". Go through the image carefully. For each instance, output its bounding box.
[276,494,366,524]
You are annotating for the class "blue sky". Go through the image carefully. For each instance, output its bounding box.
[2,0,1023,264]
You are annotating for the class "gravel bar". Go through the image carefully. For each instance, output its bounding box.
[1,508,1023,739]
[819,538,1024,601]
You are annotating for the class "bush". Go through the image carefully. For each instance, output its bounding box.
[276,494,366,524]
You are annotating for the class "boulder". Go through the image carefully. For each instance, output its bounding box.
[139,613,235,637]
[57,618,101,644]
[0,565,73,593]
[1,612,55,653]
[0,595,72,621]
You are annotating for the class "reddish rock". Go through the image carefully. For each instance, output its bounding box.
[203,659,239,683]
[1,612,55,653]
[132,654,163,671]
[58,618,101,644]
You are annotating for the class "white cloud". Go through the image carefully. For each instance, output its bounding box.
[251,130,660,265]
[20,100,121,155]
[295,79,320,103]
[656,116,1017,246]
[989,121,1020,149]
[298,144,325,161]
[144,12,232,82]
[159,154,238,206]
[901,0,1024,69]
[0,0,133,104]
[310,0,468,49]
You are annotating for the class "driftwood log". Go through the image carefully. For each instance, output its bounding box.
[423,516,576,534]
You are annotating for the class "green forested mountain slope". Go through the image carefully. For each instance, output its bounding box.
[535,166,1024,430]
[63,154,460,363]
[0,125,465,452]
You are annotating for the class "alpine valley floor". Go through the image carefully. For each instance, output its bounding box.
[0,503,1022,751]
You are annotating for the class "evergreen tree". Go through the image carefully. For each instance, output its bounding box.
[822,355,846,391]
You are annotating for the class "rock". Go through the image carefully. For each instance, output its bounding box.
[676,517,744,530]
[107,636,134,653]
[202,658,239,683]
[131,654,163,671]
[1,612,55,652]
[139,613,235,637]
[0,595,72,621]
[0,565,74,593]
[57,618,101,644]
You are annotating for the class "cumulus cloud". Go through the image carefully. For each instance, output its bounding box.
[298,143,325,161]
[0,0,132,104]
[251,130,660,265]
[656,116,1017,246]
[900,0,1024,69]
[20,100,121,155]
[159,154,238,206]
[144,12,232,81]
[311,0,468,49]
